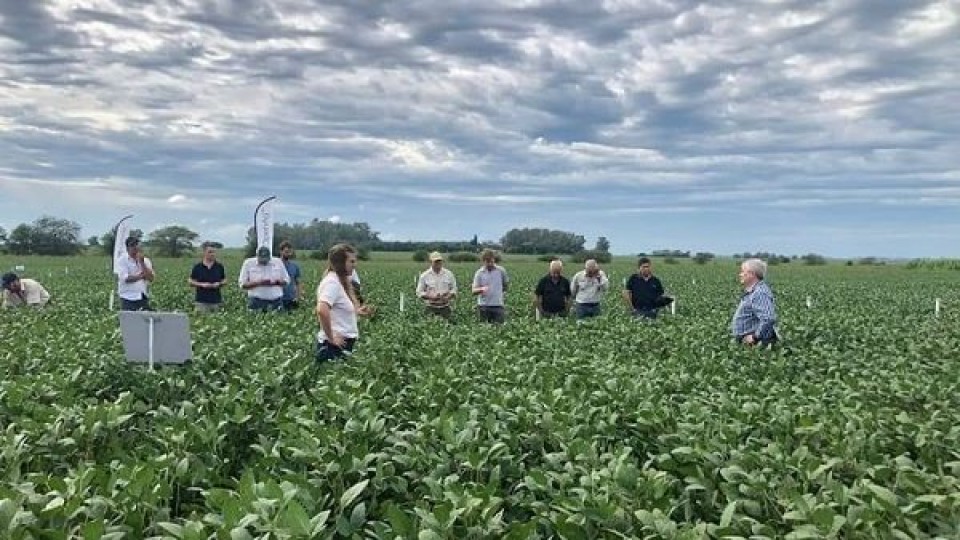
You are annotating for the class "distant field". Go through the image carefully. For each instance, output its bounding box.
[1,253,958,538]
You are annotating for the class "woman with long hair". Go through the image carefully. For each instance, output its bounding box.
[315,243,374,362]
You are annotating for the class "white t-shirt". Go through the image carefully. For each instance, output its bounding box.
[116,254,154,301]
[316,272,358,342]
[238,257,290,300]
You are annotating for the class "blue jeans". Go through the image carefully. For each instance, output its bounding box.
[575,303,601,319]
[247,297,283,312]
[121,296,153,311]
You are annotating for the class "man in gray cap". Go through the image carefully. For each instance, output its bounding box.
[2,273,51,308]
[238,246,290,311]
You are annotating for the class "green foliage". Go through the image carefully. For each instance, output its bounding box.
[693,252,715,264]
[448,251,479,262]
[537,254,561,262]
[500,228,586,254]
[146,225,200,258]
[907,259,960,270]
[245,219,380,257]
[1,254,959,539]
[5,216,83,256]
[594,236,611,253]
[571,250,612,264]
[801,253,828,265]
[412,250,429,262]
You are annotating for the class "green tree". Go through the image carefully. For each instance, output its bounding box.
[6,216,83,255]
[500,228,585,254]
[87,236,101,247]
[594,236,611,253]
[147,225,200,258]
[0,226,7,253]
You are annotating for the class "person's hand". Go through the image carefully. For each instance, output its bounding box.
[743,334,756,345]
[479,286,489,295]
[358,304,375,316]
[329,333,346,348]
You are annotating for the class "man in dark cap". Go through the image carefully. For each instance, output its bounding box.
[238,246,290,311]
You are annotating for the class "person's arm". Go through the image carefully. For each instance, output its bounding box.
[119,260,141,284]
[141,258,155,282]
[751,289,778,342]
[570,273,580,298]
[239,262,260,290]
[295,268,303,299]
[501,267,509,294]
[534,279,544,311]
[188,265,205,289]
[623,276,634,309]
[416,273,430,299]
[275,263,291,287]
[1,292,9,309]
[37,284,51,306]
[599,271,609,291]
[471,270,486,295]
[447,273,457,299]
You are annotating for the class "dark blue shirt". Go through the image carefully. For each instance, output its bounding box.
[625,274,665,311]
[191,261,225,304]
[282,259,301,301]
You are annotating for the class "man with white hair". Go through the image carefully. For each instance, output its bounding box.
[731,258,779,346]
[570,259,609,319]
[534,259,571,318]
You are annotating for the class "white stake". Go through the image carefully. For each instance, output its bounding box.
[65,266,69,275]
[148,316,156,371]
[109,290,115,311]
[399,292,405,313]
[935,298,941,316]
[535,308,541,321]
[670,299,677,316]
[806,296,813,309]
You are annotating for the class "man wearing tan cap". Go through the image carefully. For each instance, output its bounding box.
[416,251,458,319]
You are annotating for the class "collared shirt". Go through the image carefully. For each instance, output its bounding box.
[731,280,778,340]
[535,274,571,313]
[473,265,509,307]
[317,272,358,341]
[2,279,50,308]
[282,259,301,301]
[116,254,154,301]
[191,260,226,304]
[417,267,458,308]
[625,274,665,311]
[571,270,609,304]
[238,257,290,300]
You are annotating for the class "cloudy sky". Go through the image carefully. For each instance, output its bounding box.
[1,0,958,257]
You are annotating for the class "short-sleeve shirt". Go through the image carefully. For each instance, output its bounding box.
[417,268,458,308]
[317,272,359,342]
[282,259,301,301]
[535,274,571,313]
[625,274,665,311]
[117,255,153,301]
[472,265,509,307]
[238,257,289,300]
[191,261,226,304]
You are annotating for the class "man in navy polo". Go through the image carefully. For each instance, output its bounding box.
[189,242,227,312]
[623,257,673,319]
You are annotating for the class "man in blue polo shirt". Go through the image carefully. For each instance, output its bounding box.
[189,242,227,312]
[279,241,303,310]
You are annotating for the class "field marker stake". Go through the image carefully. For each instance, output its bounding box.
[670,299,677,316]
[399,292,405,313]
[806,296,813,309]
[935,298,941,316]
[109,291,115,311]
[535,308,541,321]
[147,316,156,370]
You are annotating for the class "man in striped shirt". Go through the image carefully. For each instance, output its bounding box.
[731,258,778,346]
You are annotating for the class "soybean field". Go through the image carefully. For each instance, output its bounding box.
[1,253,959,539]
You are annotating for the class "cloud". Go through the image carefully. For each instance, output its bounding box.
[0,0,958,257]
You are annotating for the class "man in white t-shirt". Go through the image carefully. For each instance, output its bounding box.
[238,246,290,311]
[116,236,155,311]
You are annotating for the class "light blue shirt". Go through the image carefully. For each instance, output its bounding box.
[731,280,777,340]
[282,259,301,301]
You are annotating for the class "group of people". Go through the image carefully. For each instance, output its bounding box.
[116,236,310,313]
[2,240,779,363]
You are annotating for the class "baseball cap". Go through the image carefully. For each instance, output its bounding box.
[1,272,17,290]
[256,246,271,263]
[429,251,444,262]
